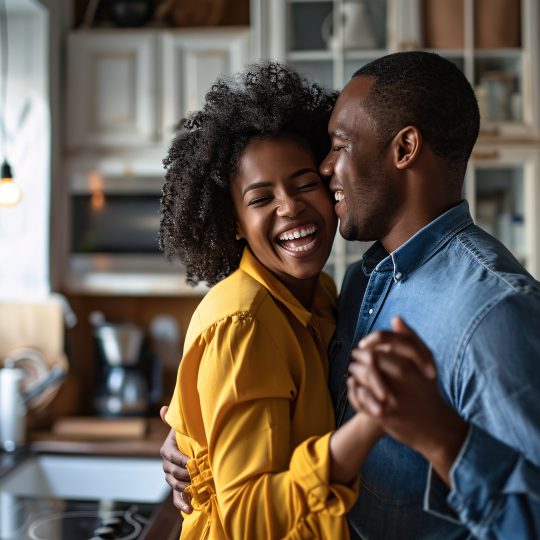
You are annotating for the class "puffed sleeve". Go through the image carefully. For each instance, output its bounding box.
[198,312,358,539]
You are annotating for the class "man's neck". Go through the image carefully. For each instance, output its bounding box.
[380,199,462,254]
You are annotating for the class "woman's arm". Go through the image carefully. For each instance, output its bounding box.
[330,412,382,485]
[198,315,380,538]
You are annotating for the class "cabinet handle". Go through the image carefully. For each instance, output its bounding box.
[471,150,500,161]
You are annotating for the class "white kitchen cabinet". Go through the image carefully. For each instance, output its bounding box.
[161,29,251,138]
[66,28,251,150]
[251,0,540,284]
[67,31,159,148]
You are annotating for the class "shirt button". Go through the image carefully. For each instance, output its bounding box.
[368,308,373,315]
[395,272,402,280]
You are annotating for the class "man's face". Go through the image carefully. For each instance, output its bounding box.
[320,76,402,242]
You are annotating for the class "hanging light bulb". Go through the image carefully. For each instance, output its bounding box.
[0,160,21,206]
[0,0,21,207]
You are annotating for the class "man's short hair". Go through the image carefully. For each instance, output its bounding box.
[354,51,480,178]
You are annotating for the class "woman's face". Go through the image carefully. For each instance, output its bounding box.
[230,135,337,291]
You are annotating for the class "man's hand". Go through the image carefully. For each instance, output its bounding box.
[160,406,193,513]
[347,317,468,485]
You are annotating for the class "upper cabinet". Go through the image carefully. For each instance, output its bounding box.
[67,32,159,148]
[66,28,251,150]
[161,29,251,139]
[255,0,539,139]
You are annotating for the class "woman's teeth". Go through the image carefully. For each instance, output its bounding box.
[277,224,319,253]
[278,225,317,241]
[335,191,344,202]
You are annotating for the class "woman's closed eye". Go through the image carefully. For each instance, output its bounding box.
[247,193,273,206]
[297,180,320,191]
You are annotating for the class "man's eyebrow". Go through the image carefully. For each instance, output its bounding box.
[329,130,351,140]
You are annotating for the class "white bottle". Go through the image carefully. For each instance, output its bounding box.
[0,363,26,452]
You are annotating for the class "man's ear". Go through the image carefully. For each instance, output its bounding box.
[392,126,422,170]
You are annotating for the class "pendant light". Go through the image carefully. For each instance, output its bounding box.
[0,0,21,207]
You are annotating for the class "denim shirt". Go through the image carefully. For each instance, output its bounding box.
[329,201,540,539]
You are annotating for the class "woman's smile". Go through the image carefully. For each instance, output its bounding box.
[230,134,337,298]
[276,223,320,255]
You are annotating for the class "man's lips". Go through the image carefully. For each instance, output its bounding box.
[334,190,345,203]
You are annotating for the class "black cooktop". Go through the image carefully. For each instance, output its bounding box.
[2,497,156,540]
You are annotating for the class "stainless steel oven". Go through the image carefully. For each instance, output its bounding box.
[65,156,206,296]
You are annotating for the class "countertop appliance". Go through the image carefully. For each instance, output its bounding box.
[92,314,160,417]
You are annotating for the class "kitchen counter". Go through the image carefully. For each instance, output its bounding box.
[28,417,169,456]
[0,418,182,540]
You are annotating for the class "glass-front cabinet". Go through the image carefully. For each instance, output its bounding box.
[466,146,540,277]
[253,0,540,283]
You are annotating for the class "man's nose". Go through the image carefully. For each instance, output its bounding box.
[319,153,333,177]
[276,195,306,217]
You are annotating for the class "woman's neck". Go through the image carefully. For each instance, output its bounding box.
[279,275,319,310]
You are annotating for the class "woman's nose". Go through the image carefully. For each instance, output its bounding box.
[276,195,306,217]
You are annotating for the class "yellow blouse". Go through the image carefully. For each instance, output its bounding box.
[165,248,358,539]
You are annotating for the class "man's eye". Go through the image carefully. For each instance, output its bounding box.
[333,145,344,151]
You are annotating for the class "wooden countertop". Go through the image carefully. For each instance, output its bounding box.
[28,417,169,457]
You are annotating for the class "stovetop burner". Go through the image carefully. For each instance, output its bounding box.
[6,498,155,540]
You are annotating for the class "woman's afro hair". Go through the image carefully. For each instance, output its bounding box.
[159,62,336,286]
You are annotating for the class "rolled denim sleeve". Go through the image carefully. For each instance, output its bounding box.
[425,290,540,538]
[426,425,540,538]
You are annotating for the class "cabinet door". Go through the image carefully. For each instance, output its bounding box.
[261,0,539,137]
[161,28,250,139]
[67,31,158,148]
[465,146,540,278]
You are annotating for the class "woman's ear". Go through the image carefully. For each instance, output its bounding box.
[235,222,245,241]
[393,126,422,170]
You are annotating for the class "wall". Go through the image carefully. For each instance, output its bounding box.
[0,4,50,300]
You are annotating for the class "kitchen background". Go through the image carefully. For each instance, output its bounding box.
[0,0,539,537]
[0,0,540,540]
[1,0,540,424]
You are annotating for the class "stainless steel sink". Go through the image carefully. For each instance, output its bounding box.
[0,454,169,502]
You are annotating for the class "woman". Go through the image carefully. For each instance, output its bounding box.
[160,63,381,539]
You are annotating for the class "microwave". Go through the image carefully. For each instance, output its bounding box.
[65,156,207,296]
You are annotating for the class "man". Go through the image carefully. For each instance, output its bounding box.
[161,52,540,538]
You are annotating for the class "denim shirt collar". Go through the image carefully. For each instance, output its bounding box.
[362,200,473,281]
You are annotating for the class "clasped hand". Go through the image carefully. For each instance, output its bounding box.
[347,317,468,485]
